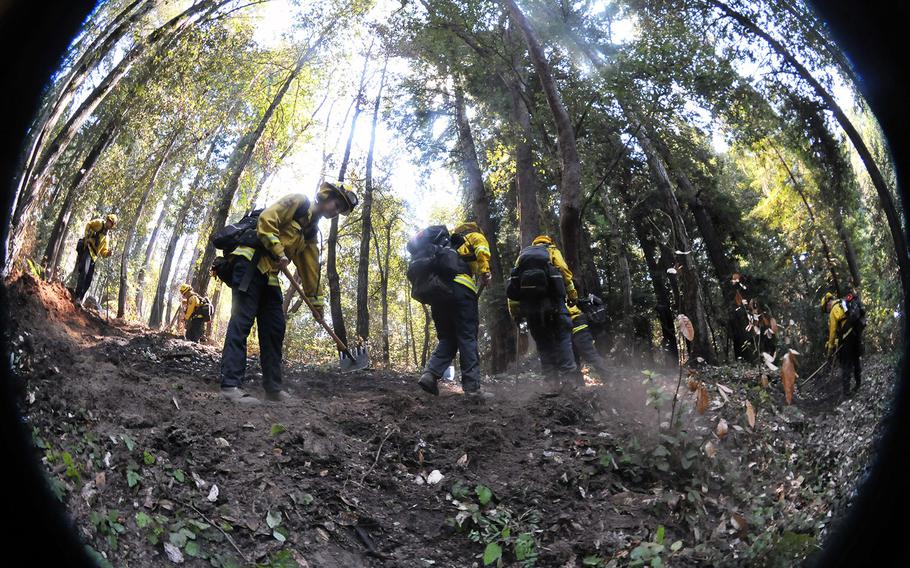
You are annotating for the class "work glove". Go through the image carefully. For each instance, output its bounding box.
[102,250,112,258]
[567,288,578,306]
[481,272,492,284]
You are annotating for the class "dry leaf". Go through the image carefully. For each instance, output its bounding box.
[745,401,756,428]
[730,512,748,532]
[761,352,778,371]
[716,418,728,439]
[677,314,695,341]
[704,440,717,458]
[781,352,798,405]
[456,454,469,467]
[696,385,709,414]
[770,318,778,334]
[687,377,699,392]
[760,375,769,388]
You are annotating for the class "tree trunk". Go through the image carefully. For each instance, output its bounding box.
[600,193,633,340]
[135,202,169,319]
[193,37,328,295]
[505,69,541,247]
[453,84,517,373]
[356,57,387,341]
[43,114,122,279]
[631,212,678,359]
[421,303,431,367]
[833,209,862,291]
[708,0,910,300]
[326,44,372,346]
[406,281,418,367]
[380,223,392,365]
[631,118,713,362]
[117,130,179,318]
[506,0,584,286]
[164,237,190,329]
[7,0,224,271]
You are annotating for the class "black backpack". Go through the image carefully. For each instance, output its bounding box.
[210,209,266,290]
[193,295,213,322]
[406,226,470,304]
[844,293,866,334]
[506,244,567,316]
[579,294,609,327]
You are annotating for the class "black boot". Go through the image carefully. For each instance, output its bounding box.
[418,372,439,396]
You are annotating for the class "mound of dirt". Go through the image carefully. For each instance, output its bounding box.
[9,277,899,567]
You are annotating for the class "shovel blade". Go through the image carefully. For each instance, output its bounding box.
[339,344,369,371]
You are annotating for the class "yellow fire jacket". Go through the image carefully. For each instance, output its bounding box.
[507,237,578,318]
[232,194,324,305]
[452,222,491,294]
[83,219,111,260]
[827,300,848,353]
[184,293,201,321]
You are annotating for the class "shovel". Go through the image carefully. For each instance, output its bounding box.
[280,266,369,371]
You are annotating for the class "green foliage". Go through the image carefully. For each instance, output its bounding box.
[270,423,287,437]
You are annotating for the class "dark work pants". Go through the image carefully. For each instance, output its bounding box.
[528,304,581,384]
[572,320,609,378]
[186,318,205,343]
[220,258,286,393]
[74,241,95,302]
[838,332,862,394]
[425,281,480,391]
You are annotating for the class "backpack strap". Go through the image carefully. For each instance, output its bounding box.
[238,249,263,293]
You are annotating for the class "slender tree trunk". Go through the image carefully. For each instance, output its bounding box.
[506,0,584,284]
[193,36,329,294]
[356,57,387,341]
[135,203,169,319]
[833,209,862,291]
[406,282,418,367]
[631,212,678,359]
[117,130,179,318]
[380,223,392,365]
[43,114,122,278]
[631,118,713,362]
[165,237,189,329]
[453,84,517,372]
[708,0,910,300]
[600,193,633,340]
[421,303,431,367]
[327,43,372,346]
[506,71,541,246]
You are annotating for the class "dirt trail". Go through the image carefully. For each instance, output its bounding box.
[8,274,896,567]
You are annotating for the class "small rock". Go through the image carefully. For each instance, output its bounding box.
[207,484,219,502]
[427,470,444,484]
[214,437,230,448]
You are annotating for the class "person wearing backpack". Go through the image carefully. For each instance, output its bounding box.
[179,284,211,343]
[822,291,865,396]
[506,235,582,391]
[568,301,610,379]
[414,222,492,399]
[73,213,117,304]
[218,182,358,404]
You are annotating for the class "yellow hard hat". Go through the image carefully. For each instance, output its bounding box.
[179,283,192,295]
[820,291,835,311]
[532,235,553,246]
[106,213,118,226]
[317,181,359,215]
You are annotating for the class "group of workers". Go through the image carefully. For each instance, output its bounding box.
[72,181,864,404]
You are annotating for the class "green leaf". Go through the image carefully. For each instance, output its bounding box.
[126,470,142,488]
[266,510,282,529]
[656,525,665,544]
[670,540,683,552]
[172,469,185,483]
[143,450,156,465]
[475,484,493,506]
[169,531,188,548]
[85,545,113,568]
[270,423,286,437]
[121,434,135,452]
[136,512,152,529]
[272,527,287,542]
[582,555,604,566]
[482,542,502,566]
[184,540,201,557]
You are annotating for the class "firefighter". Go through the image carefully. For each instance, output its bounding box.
[220,182,358,404]
[822,291,865,396]
[74,213,117,303]
[180,284,209,343]
[417,222,493,399]
[568,302,610,378]
[507,235,582,391]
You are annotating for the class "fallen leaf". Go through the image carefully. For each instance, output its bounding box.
[761,352,778,371]
[207,484,219,502]
[760,375,769,388]
[770,318,778,334]
[164,542,184,564]
[456,454,469,467]
[677,314,695,341]
[703,441,717,458]
[426,470,444,484]
[745,401,756,429]
[781,352,798,405]
[696,385,709,414]
[687,378,699,392]
[730,512,748,532]
[172,397,180,410]
[214,437,230,448]
[716,418,728,439]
